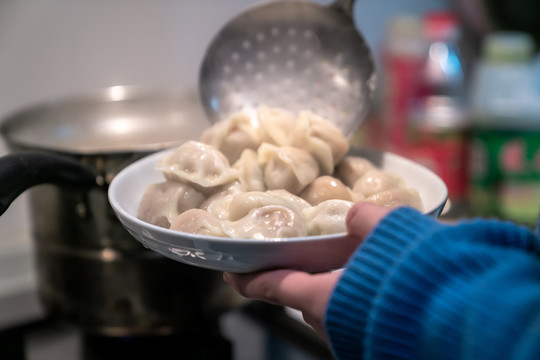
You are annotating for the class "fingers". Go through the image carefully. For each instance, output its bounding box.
[346,202,390,239]
[223,270,340,311]
[223,270,342,339]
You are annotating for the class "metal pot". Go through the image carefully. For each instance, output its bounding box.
[0,86,241,337]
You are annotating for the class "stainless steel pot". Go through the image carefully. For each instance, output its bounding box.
[0,86,241,336]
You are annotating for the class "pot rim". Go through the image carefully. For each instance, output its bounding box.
[0,85,210,155]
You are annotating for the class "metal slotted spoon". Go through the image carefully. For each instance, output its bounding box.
[199,0,376,136]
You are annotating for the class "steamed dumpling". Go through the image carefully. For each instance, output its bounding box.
[299,175,359,206]
[199,182,243,220]
[223,205,307,239]
[200,112,262,163]
[335,156,375,188]
[257,105,296,146]
[227,190,306,221]
[258,143,319,194]
[265,189,312,211]
[169,209,226,237]
[137,181,205,228]
[289,110,350,174]
[365,187,423,211]
[156,141,239,194]
[139,105,425,239]
[233,149,265,192]
[302,199,354,236]
[353,168,403,198]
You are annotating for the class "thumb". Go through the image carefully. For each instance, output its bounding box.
[346,202,391,240]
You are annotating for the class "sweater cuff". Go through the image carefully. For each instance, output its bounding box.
[325,207,443,360]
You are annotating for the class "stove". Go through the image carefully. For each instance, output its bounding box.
[1,299,334,360]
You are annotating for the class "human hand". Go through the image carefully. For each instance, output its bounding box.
[223,202,390,338]
[223,269,340,338]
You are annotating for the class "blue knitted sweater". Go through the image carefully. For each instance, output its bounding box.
[325,207,540,360]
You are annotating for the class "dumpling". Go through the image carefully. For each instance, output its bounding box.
[302,199,354,236]
[140,105,427,240]
[299,175,359,206]
[265,189,312,211]
[365,188,423,211]
[200,112,262,163]
[223,205,307,239]
[137,181,205,228]
[258,143,319,194]
[289,110,350,174]
[227,190,306,221]
[257,105,296,146]
[334,156,375,188]
[156,141,239,194]
[199,181,244,220]
[169,209,226,237]
[233,149,265,192]
[352,168,403,198]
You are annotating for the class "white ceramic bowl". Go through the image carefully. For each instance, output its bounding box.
[108,147,448,273]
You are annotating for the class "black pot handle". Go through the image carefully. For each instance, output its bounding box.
[0,152,98,216]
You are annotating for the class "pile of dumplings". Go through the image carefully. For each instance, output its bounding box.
[137,106,423,239]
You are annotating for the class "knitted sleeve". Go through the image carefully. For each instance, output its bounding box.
[325,207,540,360]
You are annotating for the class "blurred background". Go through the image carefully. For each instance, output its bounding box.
[1,0,540,359]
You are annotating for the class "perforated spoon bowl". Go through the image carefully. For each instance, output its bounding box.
[199,0,376,136]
